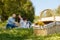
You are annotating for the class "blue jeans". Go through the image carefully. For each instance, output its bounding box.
[6,24,17,29]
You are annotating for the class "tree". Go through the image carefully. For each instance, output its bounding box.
[56,6,60,16]
[0,0,35,22]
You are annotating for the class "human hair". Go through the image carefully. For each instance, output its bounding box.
[16,14,21,23]
[10,13,16,16]
[23,17,27,21]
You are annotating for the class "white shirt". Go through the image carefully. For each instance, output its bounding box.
[20,19,29,28]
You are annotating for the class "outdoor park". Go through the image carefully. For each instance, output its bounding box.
[0,0,60,40]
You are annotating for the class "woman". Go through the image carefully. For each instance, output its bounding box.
[16,14,23,27]
[17,14,30,28]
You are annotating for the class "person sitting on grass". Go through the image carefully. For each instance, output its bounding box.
[20,17,30,28]
[6,13,18,29]
[20,18,28,28]
[17,14,32,28]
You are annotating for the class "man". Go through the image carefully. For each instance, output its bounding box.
[6,13,17,29]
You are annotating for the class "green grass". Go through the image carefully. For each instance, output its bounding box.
[0,28,60,40]
[0,22,60,40]
[0,21,7,28]
[0,28,34,40]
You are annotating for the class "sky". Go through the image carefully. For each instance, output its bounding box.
[30,0,60,16]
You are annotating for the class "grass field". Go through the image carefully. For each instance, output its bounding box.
[0,28,60,40]
[0,22,60,40]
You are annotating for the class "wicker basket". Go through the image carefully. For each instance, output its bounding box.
[33,9,60,36]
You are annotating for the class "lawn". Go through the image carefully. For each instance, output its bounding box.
[0,28,60,40]
[0,22,60,40]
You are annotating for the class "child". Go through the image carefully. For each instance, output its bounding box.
[20,17,30,28]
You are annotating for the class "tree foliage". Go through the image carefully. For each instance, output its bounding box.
[0,0,35,22]
[56,6,60,16]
